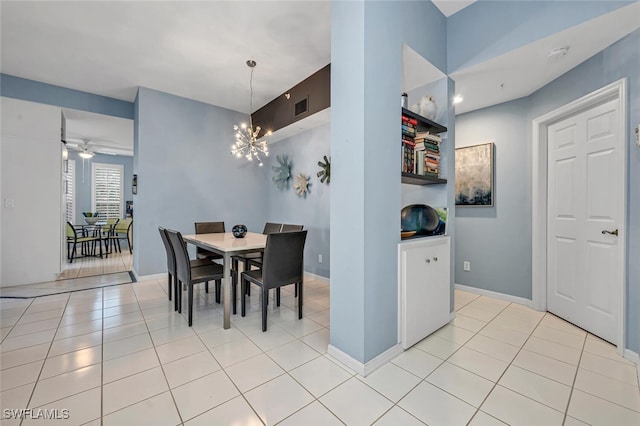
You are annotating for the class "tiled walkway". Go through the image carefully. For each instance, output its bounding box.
[0,278,638,425]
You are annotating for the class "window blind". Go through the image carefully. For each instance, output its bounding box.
[64,159,75,224]
[92,163,123,220]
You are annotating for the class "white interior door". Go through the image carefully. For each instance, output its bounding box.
[547,98,621,344]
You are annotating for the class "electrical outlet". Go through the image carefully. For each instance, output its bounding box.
[4,198,15,208]
[318,254,323,263]
[463,261,470,271]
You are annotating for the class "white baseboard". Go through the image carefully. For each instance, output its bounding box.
[304,271,329,284]
[327,343,403,377]
[450,311,456,321]
[455,283,534,309]
[132,271,166,282]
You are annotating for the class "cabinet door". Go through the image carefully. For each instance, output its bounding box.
[401,238,450,348]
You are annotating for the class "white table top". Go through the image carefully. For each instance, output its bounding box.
[183,232,267,253]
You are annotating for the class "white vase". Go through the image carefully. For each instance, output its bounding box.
[419,96,437,120]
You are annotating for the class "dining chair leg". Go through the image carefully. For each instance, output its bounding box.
[174,276,180,312]
[177,280,183,314]
[232,279,237,314]
[298,282,303,319]
[261,287,268,332]
[232,259,238,290]
[205,281,209,293]
[241,277,247,317]
[243,260,251,296]
[188,283,194,326]
[215,280,221,304]
[167,272,172,301]
[295,285,298,297]
[276,288,281,307]
[70,243,77,263]
[127,234,132,254]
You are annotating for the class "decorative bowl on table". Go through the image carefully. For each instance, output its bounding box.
[84,217,99,225]
[232,224,247,238]
[401,230,417,239]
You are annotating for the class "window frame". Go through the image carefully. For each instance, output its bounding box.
[91,162,124,220]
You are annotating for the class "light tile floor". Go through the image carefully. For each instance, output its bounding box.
[58,251,132,281]
[1,279,639,425]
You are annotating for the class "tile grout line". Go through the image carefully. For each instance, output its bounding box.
[135,279,185,424]
[18,293,73,426]
[561,330,588,425]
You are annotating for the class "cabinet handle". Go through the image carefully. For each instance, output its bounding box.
[433,257,438,262]
[425,258,431,263]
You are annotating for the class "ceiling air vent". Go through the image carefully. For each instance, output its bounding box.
[294,97,308,117]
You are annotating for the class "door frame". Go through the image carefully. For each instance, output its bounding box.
[532,78,627,353]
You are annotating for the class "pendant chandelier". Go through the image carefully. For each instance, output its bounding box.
[231,60,271,166]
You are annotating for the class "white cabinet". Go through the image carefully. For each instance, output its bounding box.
[398,236,451,349]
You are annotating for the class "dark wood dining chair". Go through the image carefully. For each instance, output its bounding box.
[231,222,283,307]
[158,227,216,306]
[247,224,303,271]
[241,230,307,331]
[194,221,225,261]
[165,228,224,326]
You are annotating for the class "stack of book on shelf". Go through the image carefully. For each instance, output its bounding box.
[401,115,417,173]
[414,131,442,177]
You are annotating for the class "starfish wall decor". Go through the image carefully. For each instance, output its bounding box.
[272,154,292,190]
[293,173,311,198]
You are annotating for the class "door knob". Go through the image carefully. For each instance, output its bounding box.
[601,229,619,236]
[425,258,431,263]
[433,257,438,262]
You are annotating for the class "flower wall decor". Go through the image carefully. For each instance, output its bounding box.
[272,154,292,189]
[293,173,311,198]
[317,155,330,184]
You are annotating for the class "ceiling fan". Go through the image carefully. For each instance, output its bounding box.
[66,139,95,159]
[65,136,133,157]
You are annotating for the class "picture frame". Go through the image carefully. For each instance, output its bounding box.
[455,142,494,207]
[132,174,138,195]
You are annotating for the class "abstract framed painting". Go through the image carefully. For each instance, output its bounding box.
[455,142,494,207]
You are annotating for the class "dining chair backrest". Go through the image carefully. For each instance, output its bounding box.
[165,229,191,285]
[281,224,303,232]
[115,218,132,234]
[262,230,307,290]
[195,221,225,234]
[66,222,76,239]
[158,227,175,274]
[263,222,283,234]
[195,221,224,258]
[103,218,119,233]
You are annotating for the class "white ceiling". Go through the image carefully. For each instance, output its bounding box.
[432,0,476,17]
[63,109,134,157]
[1,1,637,146]
[0,1,331,114]
[451,1,640,115]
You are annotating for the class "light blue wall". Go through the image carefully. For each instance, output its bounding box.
[455,98,531,298]
[331,0,448,363]
[455,29,640,353]
[0,74,134,119]
[266,124,331,278]
[134,87,269,276]
[447,1,633,73]
[68,151,134,223]
[529,29,640,353]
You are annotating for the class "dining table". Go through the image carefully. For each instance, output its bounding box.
[182,231,267,329]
